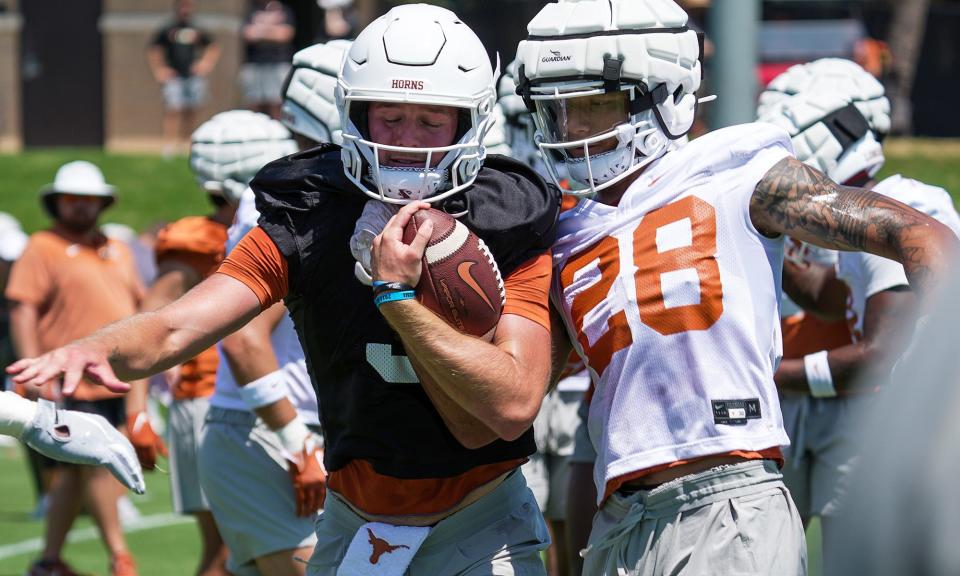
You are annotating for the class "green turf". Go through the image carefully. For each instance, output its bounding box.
[1,141,959,235]
[0,445,197,575]
[0,150,209,234]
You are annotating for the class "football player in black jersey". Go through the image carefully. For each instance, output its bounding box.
[9,5,562,575]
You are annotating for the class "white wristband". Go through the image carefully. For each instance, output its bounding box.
[239,370,288,411]
[804,350,837,398]
[275,416,312,455]
[0,391,38,438]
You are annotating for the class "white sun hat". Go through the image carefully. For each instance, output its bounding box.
[40,161,116,198]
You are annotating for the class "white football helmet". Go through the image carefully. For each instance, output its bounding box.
[757,58,890,186]
[281,40,350,146]
[190,110,298,205]
[336,3,498,205]
[515,0,701,196]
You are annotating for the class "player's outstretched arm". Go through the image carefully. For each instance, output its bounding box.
[6,274,262,395]
[750,157,959,300]
[374,203,552,443]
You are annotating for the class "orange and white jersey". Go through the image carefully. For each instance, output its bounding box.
[551,123,793,502]
[837,174,960,342]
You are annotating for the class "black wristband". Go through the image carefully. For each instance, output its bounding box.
[372,281,415,297]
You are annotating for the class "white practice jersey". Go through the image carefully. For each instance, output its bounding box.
[210,188,320,425]
[551,123,793,502]
[836,174,960,342]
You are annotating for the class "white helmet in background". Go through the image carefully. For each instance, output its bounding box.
[497,59,545,174]
[484,102,513,157]
[336,3,498,204]
[515,0,701,196]
[189,110,298,205]
[281,40,350,146]
[757,58,890,186]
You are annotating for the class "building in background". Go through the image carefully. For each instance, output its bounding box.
[0,0,959,151]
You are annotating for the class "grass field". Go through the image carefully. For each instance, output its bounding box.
[0,443,198,575]
[0,141,957,575]
[1,138,960,233]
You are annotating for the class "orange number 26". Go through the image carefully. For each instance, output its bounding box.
[560,196,724,376]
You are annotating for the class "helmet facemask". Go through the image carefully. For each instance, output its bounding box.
[339,96,495,204]
[531,80,676,196]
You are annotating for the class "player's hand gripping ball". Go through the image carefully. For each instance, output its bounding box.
[402,209,505,338]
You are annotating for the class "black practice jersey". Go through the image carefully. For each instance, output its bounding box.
[252,146,561,479]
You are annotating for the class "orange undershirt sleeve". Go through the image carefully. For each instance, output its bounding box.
[501,252,552,331]
[215,226,289,310]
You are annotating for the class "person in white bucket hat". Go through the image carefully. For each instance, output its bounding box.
[8,160,146,576]
[39,161,117,221]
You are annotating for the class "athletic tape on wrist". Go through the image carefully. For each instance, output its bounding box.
[239,370,289,410]
[275,416,312,455]
[375,290,416,308]
[804,350,837,398]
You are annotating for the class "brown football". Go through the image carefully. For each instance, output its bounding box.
[402,208,504,338]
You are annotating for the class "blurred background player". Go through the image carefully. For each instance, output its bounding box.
[757,57,960,572]
[6,161,145,576]
[279,40,349,148]
[193,102,320,576]
[133,109,297,576]
[241,0,296,119]
[148,0,221,157]
[316,0,356,41]
[828,259,960,576]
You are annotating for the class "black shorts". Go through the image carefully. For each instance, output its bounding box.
[62,396,126,428]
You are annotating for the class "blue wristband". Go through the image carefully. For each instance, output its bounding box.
[374,290,416,308]
[372,280,390,288]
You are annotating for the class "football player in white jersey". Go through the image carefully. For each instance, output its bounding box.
[197,42,344,576]
[514,2,958,574]
[757,58,960,571]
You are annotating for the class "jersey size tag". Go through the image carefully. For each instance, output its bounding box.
[712,399,761,426]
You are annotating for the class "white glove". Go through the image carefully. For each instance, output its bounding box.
[350,201,398,285]
[22,399,146,494]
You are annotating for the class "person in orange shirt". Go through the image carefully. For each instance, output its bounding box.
[6,161,144,576]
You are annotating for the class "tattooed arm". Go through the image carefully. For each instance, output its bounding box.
[775,287,914,393]
[750,157,958,299]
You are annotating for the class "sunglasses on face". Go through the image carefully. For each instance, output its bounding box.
[58,195,104,205]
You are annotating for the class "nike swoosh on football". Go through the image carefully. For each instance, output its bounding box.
[457,261,496,312]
